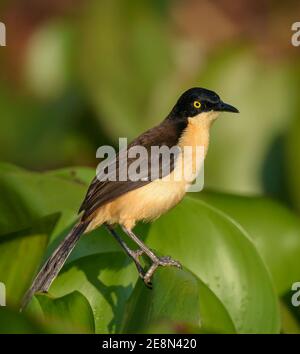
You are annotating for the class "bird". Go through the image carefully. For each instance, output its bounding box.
[21,87,238,310]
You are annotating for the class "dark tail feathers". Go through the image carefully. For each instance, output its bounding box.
[20,221,89,311]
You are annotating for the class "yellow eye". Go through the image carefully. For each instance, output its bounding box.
[193,101,201,109]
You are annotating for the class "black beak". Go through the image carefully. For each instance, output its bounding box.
[216,101,239,113]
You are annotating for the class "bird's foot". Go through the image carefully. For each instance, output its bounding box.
[143,256,182,287]
[157,256,182,269]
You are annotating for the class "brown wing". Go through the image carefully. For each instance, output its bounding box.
[79,119,187,220]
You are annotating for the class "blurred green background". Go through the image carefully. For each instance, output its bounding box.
[1,0,300,334]
[1,0,300,204]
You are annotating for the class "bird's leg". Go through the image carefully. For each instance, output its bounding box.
[104,224,145,279]
[121,226,182,286]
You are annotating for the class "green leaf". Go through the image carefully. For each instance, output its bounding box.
[196,273,236,333]
[121,267,236,334]
[0,307,46,334]
[0,166,87,238]
[47,166,95,185]
[198,191,300,296]
[0,162,25,173]
[48,252,138,334]
[279,300,300,334]
[67,224,150,264]
[35,291,95,333]
[0,164,281,333]
[145,196,280,333]
[280,288,300,333]
[0,214,59,306]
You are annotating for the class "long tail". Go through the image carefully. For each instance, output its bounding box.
[20,221,89,311]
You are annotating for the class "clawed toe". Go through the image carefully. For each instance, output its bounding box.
[143,277,153,288]
[141,255,182,288]
[158,256,182,268]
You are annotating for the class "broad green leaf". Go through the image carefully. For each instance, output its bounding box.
[35,291,95,333]
[48,224,121,265]
[0,214,59,306]
[196,273,236,333]
[0,162,25,173]
[0,307,46,334]
[48,252,138,334]
[67,224,150,264]
[198,191,300,296]
[0,164,282,333]
[280,300,300,334]
[0,167,87,237]
[47,166,95,185]
[145,196,280,333]
[121,267,235,334]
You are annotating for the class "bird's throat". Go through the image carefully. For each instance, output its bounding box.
[179,112,218,156]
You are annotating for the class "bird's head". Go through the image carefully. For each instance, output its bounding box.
[168,87,239,124]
